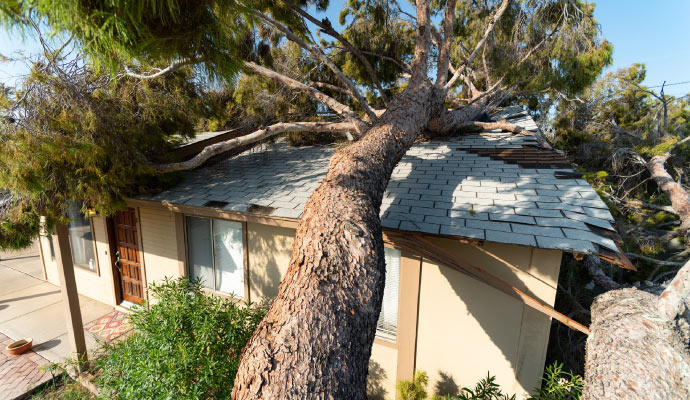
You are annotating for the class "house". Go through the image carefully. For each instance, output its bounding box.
[36,110,631,399]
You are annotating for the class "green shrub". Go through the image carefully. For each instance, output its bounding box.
[451,374,515,400]
[94,278,266,399]
[396,363,582,400]
[398,371,429,400]
[528,362,582,400]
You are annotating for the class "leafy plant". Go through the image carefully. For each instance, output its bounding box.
[94,277,266,399]
[528,363,583,400]
[452,374,516,400]
[397,371,429,400]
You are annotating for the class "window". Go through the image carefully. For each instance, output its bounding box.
[377,247,401,340]
[185,216,245,297]
[67,202,97,272]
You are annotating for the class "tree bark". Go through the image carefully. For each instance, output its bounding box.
[647,153,690,234]
[584,255,622,291]
[583,284,690,399]
[232,75,445,399]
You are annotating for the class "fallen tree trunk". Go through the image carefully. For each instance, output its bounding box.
[583,258,690,399]
[231,75,451,398]
[647,153,690,235]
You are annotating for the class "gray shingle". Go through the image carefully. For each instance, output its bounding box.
[384,212,424,222]
[560,197,608,209]
[466,219,511,232]
[584,207,615,221]
[449,210,489,220]
[535,236,597,253]
[411,207,447,217]
[440,225,485,239]
[535,217,589,230]
[145,126,622,256]
[563,211,614,230]
[485,230,536,246]
[514,208,563,218]
[489,214,536,224]
[511,224,564,238]
[563,228,619,252]
[400,221,440,234]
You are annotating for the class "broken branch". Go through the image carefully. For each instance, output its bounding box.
[153,121,355,173]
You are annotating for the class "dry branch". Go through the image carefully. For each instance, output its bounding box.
[123,59,193,79]
[625,252,685,267]
[252,11,378,121]
[446,0,510,88]
[584,255,622,291]
[243,61,366,133]
[647,152,690,233]
[153,122,354,173]
[289,3,390,105]
[465,120,553,149]
[435,0,457,85]
[657,258,690,320]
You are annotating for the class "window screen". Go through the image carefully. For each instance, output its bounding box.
[66,202,96,271]
[377,247,401,340]
[185,216,244,297]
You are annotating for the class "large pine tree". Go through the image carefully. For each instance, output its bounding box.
[2,1,660,398]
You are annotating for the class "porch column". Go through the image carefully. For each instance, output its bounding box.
[54,222,88,371]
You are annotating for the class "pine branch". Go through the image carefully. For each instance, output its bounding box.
[153,122,355,173]
[252,11,377,121]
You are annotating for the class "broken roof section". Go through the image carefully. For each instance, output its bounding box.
[139,108,633,269]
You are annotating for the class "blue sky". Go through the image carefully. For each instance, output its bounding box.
[1,1,689,96]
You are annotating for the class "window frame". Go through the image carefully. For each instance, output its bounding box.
[183,215,248,300]
[375,246,402,343]
[63,205,100,275]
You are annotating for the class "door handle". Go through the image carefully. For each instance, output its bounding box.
[115,251,122,274]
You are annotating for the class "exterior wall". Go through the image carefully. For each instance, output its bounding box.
[38,203,562,399]
[39,216,118,306]
[138,207,180,287]
[247,222,293,301]
[414,239,561,399]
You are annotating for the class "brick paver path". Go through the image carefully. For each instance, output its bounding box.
[0,332,52,400]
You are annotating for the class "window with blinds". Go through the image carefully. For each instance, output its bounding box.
[377,247,401,341]
[185,216,245,297]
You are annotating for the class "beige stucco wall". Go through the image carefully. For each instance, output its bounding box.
[138,207,180,287]
[368,343,398,400]
[247,222,294,301]
[38,208,561,399]
[414,239,561,399]
[39,216,118,306]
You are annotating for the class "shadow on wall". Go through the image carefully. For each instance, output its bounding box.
[248,224,293,300]
[367,359,388,400]
[435,370,460,397]
[384,147,557,395]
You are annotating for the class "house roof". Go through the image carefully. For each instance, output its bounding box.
[139,110,632,268]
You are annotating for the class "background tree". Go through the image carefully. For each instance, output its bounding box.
[549,64,690,397]
[1,1,616,398]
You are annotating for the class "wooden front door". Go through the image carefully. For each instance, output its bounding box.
[113,208,145,304]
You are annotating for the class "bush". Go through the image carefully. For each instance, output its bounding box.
[94,278,266,399]
[397,371,429,400]
[396,363,582,400]
[528,363,582,400]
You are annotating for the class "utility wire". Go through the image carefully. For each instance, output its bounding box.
[647,80,690,88]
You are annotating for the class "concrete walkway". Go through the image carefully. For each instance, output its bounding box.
[0,245,113,399]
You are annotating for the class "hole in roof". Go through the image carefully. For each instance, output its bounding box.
[203,200,229,208]
[247,204,276,215]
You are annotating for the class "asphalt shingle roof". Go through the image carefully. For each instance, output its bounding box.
[139,112,630,267]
